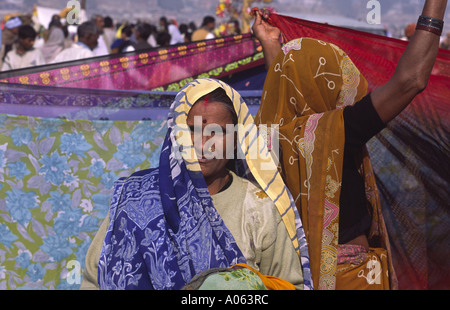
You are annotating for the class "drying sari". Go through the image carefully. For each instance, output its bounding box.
[97,78,312,290]
[255,38,396,290]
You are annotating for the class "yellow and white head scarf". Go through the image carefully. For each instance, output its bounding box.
[169,78,313,289]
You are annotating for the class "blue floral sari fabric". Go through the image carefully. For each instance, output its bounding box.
[97,135,246,289]
[97,79,313,290]
[0,112,165,290]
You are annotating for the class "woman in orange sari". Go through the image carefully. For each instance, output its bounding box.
[252,0,447,290]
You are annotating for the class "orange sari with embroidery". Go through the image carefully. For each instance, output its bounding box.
[255,38,397,290]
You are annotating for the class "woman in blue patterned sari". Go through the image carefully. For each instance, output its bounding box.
[81,79,312,290]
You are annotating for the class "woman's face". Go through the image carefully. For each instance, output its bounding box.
[186,100,235,180]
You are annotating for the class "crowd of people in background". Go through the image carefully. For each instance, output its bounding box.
[0,9,243,72]
[0,8,449,72]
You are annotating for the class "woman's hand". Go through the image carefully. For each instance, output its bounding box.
[251,8,281,44]
[251,8,282,70]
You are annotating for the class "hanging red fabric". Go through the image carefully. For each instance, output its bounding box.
[266,12,450,101]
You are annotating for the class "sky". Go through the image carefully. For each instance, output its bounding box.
[1,0,450,36]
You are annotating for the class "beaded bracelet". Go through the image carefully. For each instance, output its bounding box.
[416,15,445,36]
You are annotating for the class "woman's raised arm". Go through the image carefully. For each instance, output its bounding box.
[251,9,282,70]
[371,0,447,123]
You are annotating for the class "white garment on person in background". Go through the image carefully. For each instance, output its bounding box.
[1,46,45,71]
[93,34,109,56]
[123,45,135,52]
[51,42,95,63]
[205,32,215,40]
[147,34,156,48]
[168,24,184,45]
[34,36,44,50]
[103,28,116,53]
[41,26,65,63]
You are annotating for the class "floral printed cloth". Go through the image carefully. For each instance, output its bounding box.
[0,80,265,290]
[0,114,166,289]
